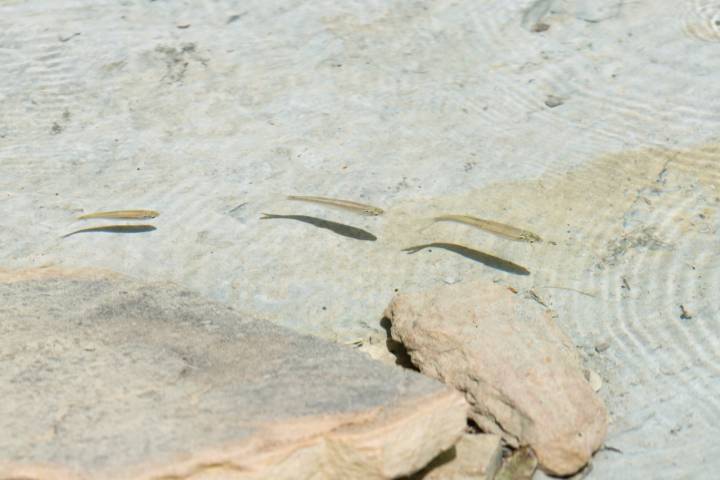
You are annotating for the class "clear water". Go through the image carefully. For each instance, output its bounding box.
[0,1,718,478]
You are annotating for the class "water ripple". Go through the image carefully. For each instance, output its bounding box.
[684,0,720,41]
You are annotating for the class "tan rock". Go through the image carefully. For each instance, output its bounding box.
[412,433,503,480]
[0,267,467,480]
[385,281,608,476]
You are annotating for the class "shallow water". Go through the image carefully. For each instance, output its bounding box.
[1,1,718,478]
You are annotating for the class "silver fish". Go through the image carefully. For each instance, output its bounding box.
[78,209,159,220]
[433,214,541,242]
[287,195,384,216]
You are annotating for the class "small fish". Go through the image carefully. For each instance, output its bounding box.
[62,224,156,238]
[77,210,159,220]
[432,214,541,242]
[527,288,548,307]
[402,242,530,275]
[287,195,384,216]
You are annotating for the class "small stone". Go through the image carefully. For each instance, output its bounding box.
[595,341,610,353]
[495,446,538,480]
[585,369,603,392]
[413,433,503,480]
[532,22,550,32]
[545,95,564,108]
[385,280,608,476]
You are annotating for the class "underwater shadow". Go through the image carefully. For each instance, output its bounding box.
[62,225,157,238]
[402,242,530,276]
[260,213,377,241]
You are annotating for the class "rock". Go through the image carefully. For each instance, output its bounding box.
[412,433,503,480]
[385,281,608,476]
[531,22,551,33]
[0,267,467,480]
[545,95,564,108]
[495,447,537,480]
[594,341,611,353]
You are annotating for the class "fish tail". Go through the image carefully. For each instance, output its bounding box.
[260,213,279,219]
[402,246,424,254]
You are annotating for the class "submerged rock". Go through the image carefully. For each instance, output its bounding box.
[385,280,608,476]
[412,433,503,480]
[495,446,538,480]
[0,267,467,480]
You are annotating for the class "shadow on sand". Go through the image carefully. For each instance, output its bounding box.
[402,242,530,275]
[260,213,377,241]
[62,224,157,238]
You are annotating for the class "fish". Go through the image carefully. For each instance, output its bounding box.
[62,224,156,238]
[402,242,530,275]
[260,213,377,241]
[431,214,541,242]
[287,195,384,216]
[77,210,159,220]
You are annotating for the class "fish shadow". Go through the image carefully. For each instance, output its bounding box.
[260,213,377,241]
[62,225,157,238]
[403,242,530,275]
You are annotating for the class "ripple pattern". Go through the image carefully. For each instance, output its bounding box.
[0,1,719,478]
[684,0,720,41]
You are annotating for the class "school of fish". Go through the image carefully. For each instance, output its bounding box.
[62,196,539,276]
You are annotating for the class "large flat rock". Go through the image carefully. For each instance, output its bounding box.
[0,267,466,480]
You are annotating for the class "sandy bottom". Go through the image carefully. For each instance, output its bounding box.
[1,1,719,477]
